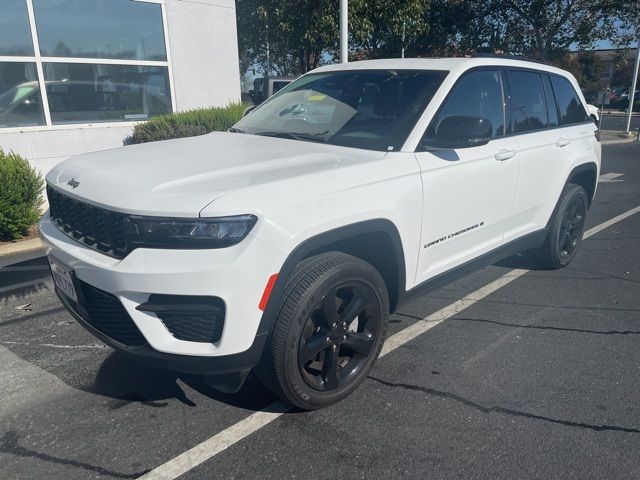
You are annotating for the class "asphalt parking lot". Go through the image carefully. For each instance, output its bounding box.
[1,141,639,480]
[599,113,639,132]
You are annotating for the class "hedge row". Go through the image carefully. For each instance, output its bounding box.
[126,102,248,144]
[0,148,44,241]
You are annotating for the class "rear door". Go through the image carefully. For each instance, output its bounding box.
[504,70,593,242]
[414,68,519,283]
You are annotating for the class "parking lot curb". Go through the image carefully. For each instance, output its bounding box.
[601,134,638,145]
[0,238,44,257]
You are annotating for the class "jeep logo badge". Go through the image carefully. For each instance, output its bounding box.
[67,178,80,189]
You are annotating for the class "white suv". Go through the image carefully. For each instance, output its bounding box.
[40,58,601,409]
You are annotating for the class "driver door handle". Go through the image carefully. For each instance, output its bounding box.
[556,137,571,147]
[494,149,518,161]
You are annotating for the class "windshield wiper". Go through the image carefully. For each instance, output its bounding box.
[253,130,329,143]
[228,127,245,133]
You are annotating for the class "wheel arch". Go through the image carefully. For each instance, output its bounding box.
[257,219,407,336]
[544,161,598,232]
[567,162,598,207]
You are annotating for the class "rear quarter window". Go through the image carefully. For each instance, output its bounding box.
[550,75,588,125]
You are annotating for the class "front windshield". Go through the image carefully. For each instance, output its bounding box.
[234,69,447,151]
[0,82,38,111]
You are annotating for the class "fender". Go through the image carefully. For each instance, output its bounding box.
[567,161,598,204]
[257,218,407,337]
[545,162,598,229]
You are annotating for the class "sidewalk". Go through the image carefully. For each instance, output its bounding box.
[0,238,44,257]
[601,110,640,116]
[601,132,638,144]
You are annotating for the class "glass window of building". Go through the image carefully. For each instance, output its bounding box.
[0,0,173,129]
[0,0,34,56]
[33,0,167,61]
[0,63,46,128]
[43,63,172,124]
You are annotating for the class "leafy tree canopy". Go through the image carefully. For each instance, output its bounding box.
[236,0,639,78]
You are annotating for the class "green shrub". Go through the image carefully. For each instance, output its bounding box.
[126,102,249,144]
[0,149,44,241]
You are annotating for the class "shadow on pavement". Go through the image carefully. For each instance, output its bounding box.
[494,251,547,270]
[89,351,279,412]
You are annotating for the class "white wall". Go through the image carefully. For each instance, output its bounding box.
[167,0,241,111]
[0,125,134,176]
[0,0,241,177]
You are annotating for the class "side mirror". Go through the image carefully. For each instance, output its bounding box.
[243,105,257,117]
[428,115,493,149]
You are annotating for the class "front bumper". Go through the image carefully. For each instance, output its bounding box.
[55,288,268,377]
[39,212,284,374]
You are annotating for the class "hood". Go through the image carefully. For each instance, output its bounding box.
[46,132,386,217]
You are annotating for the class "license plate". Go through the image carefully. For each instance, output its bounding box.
[49,258,78,302]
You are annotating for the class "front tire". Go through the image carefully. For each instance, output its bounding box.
[535,183,588,269]
[257,252,389,410]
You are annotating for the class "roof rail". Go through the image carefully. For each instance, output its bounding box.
[470,53,551,66]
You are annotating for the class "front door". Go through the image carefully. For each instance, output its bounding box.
[414,69,519,283]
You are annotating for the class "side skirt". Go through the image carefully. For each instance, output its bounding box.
[398,228,547,307]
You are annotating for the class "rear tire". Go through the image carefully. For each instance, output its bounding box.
[257,252,389,410]
[534,183,588,269]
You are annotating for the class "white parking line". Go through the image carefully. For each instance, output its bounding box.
[0,265,49,272]
[139,205,640,480]
[1,341,109,350]
[599,172,625,183]
[581,206,640,239]
[0,279,49,294]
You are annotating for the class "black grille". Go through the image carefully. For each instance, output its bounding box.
[78,280,147,347]
[47,185,128,258]
[160,313,224,343]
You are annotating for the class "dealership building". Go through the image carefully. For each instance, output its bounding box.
[0,0,241,175]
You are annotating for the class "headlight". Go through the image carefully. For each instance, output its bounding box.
[128,214,257,248]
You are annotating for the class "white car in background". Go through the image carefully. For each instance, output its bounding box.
[40,57,601,409]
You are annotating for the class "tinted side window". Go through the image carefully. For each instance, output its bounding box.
[425,69,505,140]
[550,75,588,125]
[507,70,547,133]
[542,75,559,127]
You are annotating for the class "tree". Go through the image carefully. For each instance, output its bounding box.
[611,49,639,89]
[489,1,637,60]
[550,51,606,99]
[236,0,338,77]
[348,0,428,59]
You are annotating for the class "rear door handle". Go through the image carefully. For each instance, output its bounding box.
[494,149,518,161]
[556,137,571,147]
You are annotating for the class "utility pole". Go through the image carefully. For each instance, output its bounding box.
[625,33,640,134]
[401,21,406,58]
[265,20,271,79]
[340,0,348,63]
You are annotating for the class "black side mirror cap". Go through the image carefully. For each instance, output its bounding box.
[424,115,493,149]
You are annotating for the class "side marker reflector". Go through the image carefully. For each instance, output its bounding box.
[259,274,278,311]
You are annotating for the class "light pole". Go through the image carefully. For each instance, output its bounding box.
[625,33,640,134]
[340,0,348,63]
[401,20,406,58]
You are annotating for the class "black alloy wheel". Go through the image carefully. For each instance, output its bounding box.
[257,252,389,410]
[558,192,586,260]
[297,281,381,391]
[533,183,589,269]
